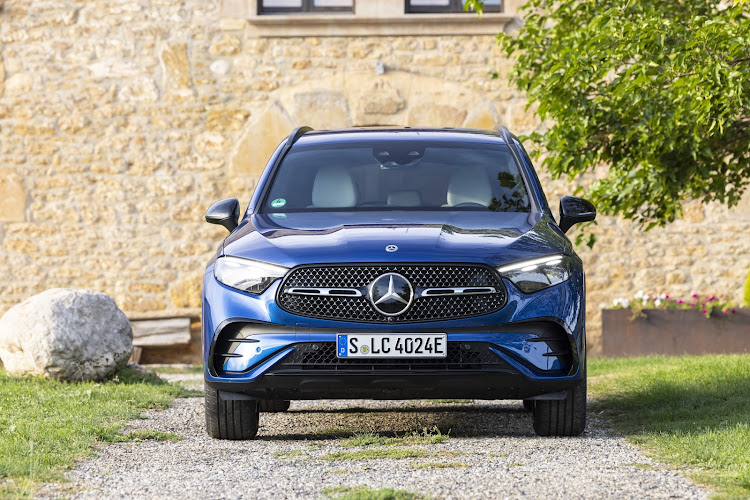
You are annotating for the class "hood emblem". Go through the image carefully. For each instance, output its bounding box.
[369,273,413,317]
[385,245,398,252]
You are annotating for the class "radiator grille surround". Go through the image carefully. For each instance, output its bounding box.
[276,264,507,323]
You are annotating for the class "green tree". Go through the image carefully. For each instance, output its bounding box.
[473,0,750,228]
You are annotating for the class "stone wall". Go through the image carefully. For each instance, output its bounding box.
[0,0,748,356]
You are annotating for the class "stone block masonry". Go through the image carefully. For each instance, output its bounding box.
[0,0,748,355]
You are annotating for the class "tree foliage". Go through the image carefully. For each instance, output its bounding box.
[478,0,750,228]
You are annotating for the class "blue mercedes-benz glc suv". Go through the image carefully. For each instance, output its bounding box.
[202,126,596,439]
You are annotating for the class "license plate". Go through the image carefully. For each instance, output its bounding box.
[337,334,447,358]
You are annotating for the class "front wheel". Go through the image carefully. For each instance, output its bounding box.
[532,375,586,437]
[205,383,259,440]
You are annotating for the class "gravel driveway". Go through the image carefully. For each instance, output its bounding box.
[37,375,708,500]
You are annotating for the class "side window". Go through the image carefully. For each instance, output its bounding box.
[259,0,354,14]
[405,0,501,14]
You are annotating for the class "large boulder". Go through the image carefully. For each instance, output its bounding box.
[0,289,133,381]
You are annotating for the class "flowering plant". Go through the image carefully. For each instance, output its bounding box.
[611,291,736,319]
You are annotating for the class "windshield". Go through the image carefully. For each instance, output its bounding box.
[261,139,532,213]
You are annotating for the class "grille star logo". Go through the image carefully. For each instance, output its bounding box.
[368,273,413,317]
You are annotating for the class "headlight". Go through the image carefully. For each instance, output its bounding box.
[496,254,571,293]
[214,256,288,294]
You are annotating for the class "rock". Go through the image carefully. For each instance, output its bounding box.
[407,103,467,127]
[0,289,133,381]
[3,73,33,96]
[160,43,192,89]
[463,103,501,130]
[357,80,406,116]
[0,168,26,222]
[293,90,352,129]
[681,201,705,223]
[205,107,249,132]
[209,34,241,56]
[194,130,229,153]
[231,103,293,176]
[210,60,230,75]
[169,276,202,309]
[117,76,159,103]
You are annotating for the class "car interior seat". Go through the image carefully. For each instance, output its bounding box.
[446,166,492,207]
[311,165,357,208]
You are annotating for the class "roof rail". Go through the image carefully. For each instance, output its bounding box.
[272,126,313,167]
[496,125,514,145]
[288,126,313,147]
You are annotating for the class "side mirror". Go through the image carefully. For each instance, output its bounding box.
[559,196,596,233]
[206,198,240,233]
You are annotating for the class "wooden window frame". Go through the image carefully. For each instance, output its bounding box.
[406,0,502,14]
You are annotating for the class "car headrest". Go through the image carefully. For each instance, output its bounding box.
[312,165,357,208]
[446,166,492,207]
[387,190,422,207]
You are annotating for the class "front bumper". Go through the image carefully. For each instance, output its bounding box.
[207,372,578,401]
[202,265,586,400]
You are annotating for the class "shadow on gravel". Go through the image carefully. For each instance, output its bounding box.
[290,404,526,415]
[260,402,536,440]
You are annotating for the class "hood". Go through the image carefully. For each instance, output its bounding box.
[222,211,570,269]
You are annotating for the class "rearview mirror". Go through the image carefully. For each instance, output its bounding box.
[559,196,596,233]
[206,198,240,233]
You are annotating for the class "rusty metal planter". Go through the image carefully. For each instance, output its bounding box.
[601,309,750,358]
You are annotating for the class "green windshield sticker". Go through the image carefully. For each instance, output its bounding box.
[271,198,286,208]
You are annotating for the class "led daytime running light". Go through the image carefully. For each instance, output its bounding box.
[497,255,566,274]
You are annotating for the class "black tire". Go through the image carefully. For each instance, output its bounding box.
[532,375,586,437]
[205,383,259,440]
[522,399,534,412]
[259,400,291,413]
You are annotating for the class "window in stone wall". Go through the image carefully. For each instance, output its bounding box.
[406,0,501,13]
[259,0,354,14]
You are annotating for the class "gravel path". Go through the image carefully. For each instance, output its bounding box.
[36,374,708,500]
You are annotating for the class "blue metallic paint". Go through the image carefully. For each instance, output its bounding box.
[202,128,587,400]
[202,265,585,384]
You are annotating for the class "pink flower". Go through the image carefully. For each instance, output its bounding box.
[692,294,699,298]
[732,309,736,314]
[665,295,670,299]
[709,296,715,302]
[724,308,730,314]
[678,300,683,304]
[702,310,707,315]
[690,303,695,307]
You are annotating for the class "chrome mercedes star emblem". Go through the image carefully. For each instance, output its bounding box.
[385,245,398,252]
[369,273,413,317]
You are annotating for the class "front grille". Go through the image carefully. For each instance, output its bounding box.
[277,264,506,323]
[268,342,512,373]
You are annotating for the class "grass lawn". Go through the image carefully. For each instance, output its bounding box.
[0,366,185,498]
[2,355,747,499]
[589,354,750,500]
[323,486,427,499]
